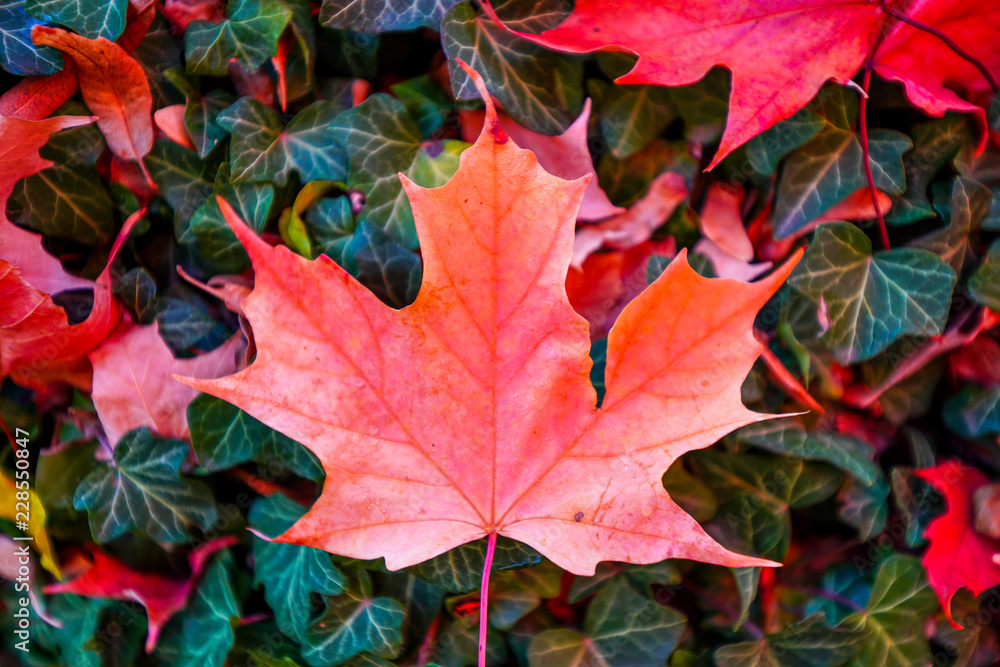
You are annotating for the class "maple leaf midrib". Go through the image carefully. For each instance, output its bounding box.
[253,240,493,525]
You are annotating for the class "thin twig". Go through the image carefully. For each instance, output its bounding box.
[882,5,1000,93]
[858,67,891,250]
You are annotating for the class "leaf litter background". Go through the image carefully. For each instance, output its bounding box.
[1,0,1000,666]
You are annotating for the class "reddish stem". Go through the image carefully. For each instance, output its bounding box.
[858,67,890,250]
[882,5,999,93]
[478,532,497,667]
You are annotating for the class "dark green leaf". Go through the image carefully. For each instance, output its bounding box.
[73,427,218,543]
[189,393,323,479]
[943,384,1000,438]
[734,421,880,485]
[187,89,236,159]
[789,222,956,364]
[185,0,291,75]
[303,572,406,666]
[442,1,584,135]
[589,81,675,158]
[968,237,1000,310]
[910,176,992,272]
[391,74,454,137]
[218,98,346,186]
[843,554,936,667]
[146,140,219,226]
[529,581,686,667]
[838,474,889,541]
[250,494,346,641]
[407,536,542,593]
[887,115,971,225]
[774,86,911,239]
[715,613,863,667]
[156,553,240,667]
[733,105,825,177]
[0,0,62,75]
[26,0,127,39]
[320,0,461,32]
[114,267,159,324]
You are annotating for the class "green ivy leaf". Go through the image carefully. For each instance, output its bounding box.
[350,221,423,307]
[734,421,880,485]
[943,384,1000,438]
[7,119,114,246]
[668,67,730,144]
[442,1,584,135]
[156,553,240,667]
[330,93,467,247]
[774,86,911,239]
[185,0,292,75]
[486,562,562,630]
[218,98,346,186]
[589,81,676,159]
[73,427,218,543]
[26,0,127,39]
[320,0,461,31]
[187,90,236,159]
[731,105,825,177]
[114,267,159,324]
[842,555,936,667]
[0,1,62,75]
[789,222,956,364]
[189,394,323,479]
[146,140,220,226]
[408,536,542,593]
[838,474,889,541]
[911,176,992,272]
[887,115,971,225]
[568,561,680,604]
[391,74,454,137]
[715,613,863,667]
[250,494,346,641]
[968,236,1000,311]
[528,581,686,667]
[32,594,109,667]
[303,569,406,666]
[691,450,842,560]
[661,462,719,523]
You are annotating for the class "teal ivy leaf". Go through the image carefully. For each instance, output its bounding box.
[0,1,62,75]
[249,494,346,642]
[73,427,218,543]
[943,384,1000,438]
[589,80,676,159]
[887,115,971,225]
[189,393,323,479]
[911,176,992,273]
[155,293,233,355]
[183,160,276,274]
[442,1,584,136]
[306,195,356,263]
[842,554,936,667]
[187,89,236,159]
[349,221,423,308]
[218,98,346,186]
[26,0,127,40]
[774,86,911,239]
[156,553,240,667]
[146,140,220,227]
[715,613,863,667]
[568,560,680,604]
[691,450,842,561]
[7,120,114,246]
[32,594,109,667]
[303,570,406,666]
[330,93,467,248]
[968,236,1000,311]
[734,421,880,485]
[408,536,542,593]
[185,0,292,76]
[789,222,956,364]
[320,0,461,32]
[391,74,454,137]
[486,562,562,630]
[732,105,825,177]
[838,474,889,541]
[528,580,686,667]
[805,565,872,626]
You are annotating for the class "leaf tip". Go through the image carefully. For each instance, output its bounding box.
[455,58,508,144]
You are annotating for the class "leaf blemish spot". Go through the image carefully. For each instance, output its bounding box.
[574,511,584,522]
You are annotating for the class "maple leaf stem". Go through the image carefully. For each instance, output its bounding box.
[882,6,1000,93]
[858,67,891,251]
[478,531,497,667]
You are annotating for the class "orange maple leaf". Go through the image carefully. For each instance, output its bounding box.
[182,63,800,578]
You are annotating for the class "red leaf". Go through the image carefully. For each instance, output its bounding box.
[44,536,236,652]
[178,63,800,575]
[482,0,880,168]
[90,323,243,446]
[32,26,154,163]
[916,460,1000,628]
